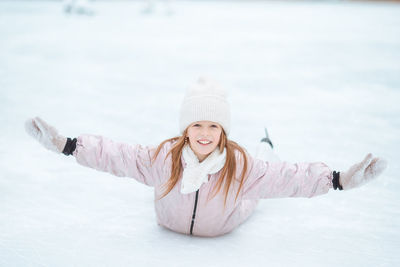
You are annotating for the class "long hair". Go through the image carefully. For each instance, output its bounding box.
[152,129,248,206]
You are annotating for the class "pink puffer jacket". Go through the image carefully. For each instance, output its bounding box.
[73,135,333,237]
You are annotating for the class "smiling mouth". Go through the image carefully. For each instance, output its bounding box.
[197,140,212,145]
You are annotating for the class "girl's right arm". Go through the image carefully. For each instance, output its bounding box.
[73,134,157,186]
[25,117,162,187]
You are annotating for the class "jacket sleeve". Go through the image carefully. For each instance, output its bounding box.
[243,156,333,199]
[73,134,160,186]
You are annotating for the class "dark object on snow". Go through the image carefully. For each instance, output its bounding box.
[260,128,273,149]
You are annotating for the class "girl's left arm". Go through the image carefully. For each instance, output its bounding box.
[244,159,333,199]
[243,155,387,199]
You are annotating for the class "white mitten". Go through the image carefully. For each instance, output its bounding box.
[25,117,67,153]
[339,153,387,190]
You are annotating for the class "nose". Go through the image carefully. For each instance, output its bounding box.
[200,127,210,137]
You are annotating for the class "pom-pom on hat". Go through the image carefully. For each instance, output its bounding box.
[179,76,231,135]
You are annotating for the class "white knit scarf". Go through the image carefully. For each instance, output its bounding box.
[181,145,226,194]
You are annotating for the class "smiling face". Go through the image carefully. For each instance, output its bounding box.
[186,121,223,162]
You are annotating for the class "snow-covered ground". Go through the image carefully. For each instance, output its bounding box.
[1,1,400,266]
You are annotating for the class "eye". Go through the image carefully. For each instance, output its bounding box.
[193,124,201,127]
[211,125,218,128]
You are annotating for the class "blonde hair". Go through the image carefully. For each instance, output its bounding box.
[153,129,248,206]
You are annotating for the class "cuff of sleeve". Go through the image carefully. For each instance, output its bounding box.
[332,171,343,190]
[62,138,77,156]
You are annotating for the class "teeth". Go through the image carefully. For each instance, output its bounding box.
[198,140,211,144]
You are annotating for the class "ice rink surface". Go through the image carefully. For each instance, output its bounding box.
[1,1,399,266]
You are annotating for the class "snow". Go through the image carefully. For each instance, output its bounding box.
[1,0,400,266]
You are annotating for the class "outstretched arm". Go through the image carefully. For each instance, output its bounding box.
[25,117,159,186]
[249,160,333,198]
[243,154,387,199]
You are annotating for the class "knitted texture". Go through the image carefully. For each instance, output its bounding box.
[179,77,231,135]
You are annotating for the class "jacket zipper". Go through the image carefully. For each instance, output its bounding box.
[190,189,199,235]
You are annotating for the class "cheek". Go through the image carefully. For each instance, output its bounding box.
[213,131,222,144]
[187,129,196,140]
[189,138,197,147]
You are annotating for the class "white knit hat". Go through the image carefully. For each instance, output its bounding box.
[179,76,231,135]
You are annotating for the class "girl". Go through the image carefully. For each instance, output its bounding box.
[25,77,387,237]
